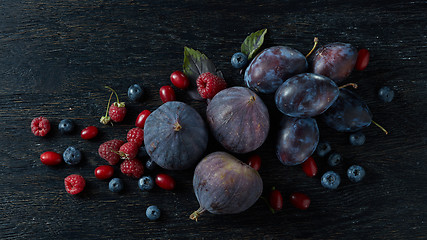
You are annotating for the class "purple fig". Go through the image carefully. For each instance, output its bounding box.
[190,152,263,221]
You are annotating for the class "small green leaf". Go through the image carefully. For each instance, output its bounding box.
[241,29,267,60]
[182,47,222,100]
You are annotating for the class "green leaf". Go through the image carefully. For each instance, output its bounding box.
[241,29,267,60]
[182,47,222,100]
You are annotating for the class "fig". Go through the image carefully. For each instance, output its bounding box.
[144,101,208,170]
[190,152,263,221]
[206,87,269,154]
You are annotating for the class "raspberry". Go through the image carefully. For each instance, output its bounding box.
[120,159,144,178]
[127,128,144,147]
[64,174,86,195]
[109,103,127,122]
[31,116,51,136]
[98,139,125,165]
[118,142,139,160]
[196,72,227,99]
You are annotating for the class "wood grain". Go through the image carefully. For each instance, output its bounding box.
[1,0,426,239]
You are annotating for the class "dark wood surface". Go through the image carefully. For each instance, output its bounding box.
[1,1,426,239]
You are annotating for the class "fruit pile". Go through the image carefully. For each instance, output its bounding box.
[32,28,394,222]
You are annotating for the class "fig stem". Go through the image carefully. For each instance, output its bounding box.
[190,207,206,221]
[248,95,256,104]
[173,121,182,131]
[338,83,358,89]
[305,37,319,58]
[372,120,388,135]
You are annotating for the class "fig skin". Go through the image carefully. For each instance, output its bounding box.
[190,152,263,221]
[206,87,269,154]
[144,101,208,170]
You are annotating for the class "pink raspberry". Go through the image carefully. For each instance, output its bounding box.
[120,159,144,178]
[118,142,139,160]
[127,127,144,147]
[64,174,86,195]
[98,139,125,165]
[196,72,227,99]
[31,116,51,136]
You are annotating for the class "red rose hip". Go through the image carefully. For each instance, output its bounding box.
[155,173,175,190]
[40,151,62,166]
[247,154,261,171]
[159,86,176,103]
[301,156,318,177]
[81,126,98,140]
[135,110,151,128]
[170,71,190,89]
[94,165,114,180]
[355,48,370,71]
[290,192,311,210]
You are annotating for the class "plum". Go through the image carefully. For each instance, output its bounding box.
[275,73,339,118]
[144,101,208,170]
[311,42,357,83]
[244,46,307,94]
[276,116,319,166]
[206,87,269,154]
[190,152,263,220]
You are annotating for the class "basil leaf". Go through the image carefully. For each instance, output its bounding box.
[241,29,267,60]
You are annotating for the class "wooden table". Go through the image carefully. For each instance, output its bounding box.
[1,1,426,239]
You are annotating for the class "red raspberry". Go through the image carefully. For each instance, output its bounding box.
[31,116,51,136]
[118,142,139,160]
[64,174,86,195]
[98,139,125,165]
[196,72,227,99]
[109,103,127,122]
[127,128,144,147]
[120,159,144,178]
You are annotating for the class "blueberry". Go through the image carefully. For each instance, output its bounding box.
[63,146,82,165]
[145,158,157,171]
[109,178,124,193]
[378,86,394,103]
[58,119,75,134]
[327,152,342,166]
[321,171,341,189]
[231,52,248,69]
[316,141,331,157]
[349,131,366,146]
[136,145,148,159]
[146,205,161,220]
[138,176,154,191]
[347,165,366,182]
[128,84,144,102]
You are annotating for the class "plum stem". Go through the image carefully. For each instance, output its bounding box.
[372,120,388,135]
[190,207,206,221]
[305,37,319,58]
[339,83,358,89]
[173,121,182,131]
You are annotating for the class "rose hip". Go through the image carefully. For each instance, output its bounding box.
[269,188,283,211]
[247,154,261,171]
[135,110,151,128]
[155,173,175,190]
[94,165,114,180]
[290,192,311,210]
[159,86,176,103]
[81,126,98,140]
[355,48,370,71]
[40,151,62,166]
[170,71,190,89]
[301,156,318,177]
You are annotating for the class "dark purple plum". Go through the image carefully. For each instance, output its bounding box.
[322,88,372,132]
[190,152,263,220]
[276,116,319,166]
[206,87,269,154]
[311,43,357,83]
[244,46,308,94]
[144,101,208,170]
[275,73,339,118]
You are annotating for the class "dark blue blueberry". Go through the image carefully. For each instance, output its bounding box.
[327,152,342,166]
[58,119,75,134]
[136,145,149,159]
[316,141,331,157]
[347,165,366,182]
[378,86,394,103]
[321,171,341,189]
[109,178,124,193]
[145,158,157,171]
[231,52,248,69]
[138,176,154,191]
[349,132,366,146]
[146,205,160,220]
[128,84,144,102]
[63,146,82,165]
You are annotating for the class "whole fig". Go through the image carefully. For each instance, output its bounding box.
[190,152,263,221]
[206,87,269,154]
[144,101,208,170]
